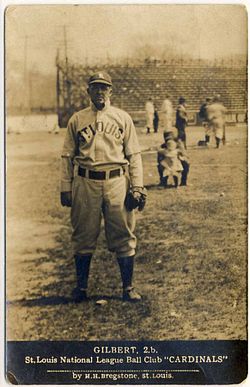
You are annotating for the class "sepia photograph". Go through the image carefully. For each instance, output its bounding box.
[4,3,247,384]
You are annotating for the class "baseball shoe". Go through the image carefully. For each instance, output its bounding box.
[72,287,88,303]
[123,287,142,302]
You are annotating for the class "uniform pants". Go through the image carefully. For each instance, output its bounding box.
[71,173,136,257]
[177,129,186,143]
[203,121,212,137]
[209,119,224,140]
[162,115,172,132]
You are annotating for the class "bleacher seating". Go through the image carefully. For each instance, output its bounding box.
[57,61,247,127]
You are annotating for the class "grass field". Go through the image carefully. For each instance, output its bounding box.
[6,121,247,341]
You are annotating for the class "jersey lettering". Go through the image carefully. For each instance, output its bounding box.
[96,122,104,132]
[78,124,95,144]
[115,128,124,139]
[102,122,123,140]
[105,123,114,134]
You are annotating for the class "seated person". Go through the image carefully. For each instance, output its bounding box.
[158,139,183,188]
[157,131,190,187]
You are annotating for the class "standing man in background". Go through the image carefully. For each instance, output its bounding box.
[199,97,212,144]
[145,97,154,134]
[161,94,173,133]
[206,95,227,148]
[60,71,146,303]
[175,97,188,149]
[153,108,159,133]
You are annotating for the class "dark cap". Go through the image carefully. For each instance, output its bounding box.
[88,71,112,86]
[179,96,186,103]
[163,131,175,141]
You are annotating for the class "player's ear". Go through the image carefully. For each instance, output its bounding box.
[87,87,90,95]
[109,87,113,96]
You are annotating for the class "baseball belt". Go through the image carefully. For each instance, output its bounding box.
[78,166,124,180]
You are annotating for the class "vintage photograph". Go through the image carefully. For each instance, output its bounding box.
[5,3,247,384]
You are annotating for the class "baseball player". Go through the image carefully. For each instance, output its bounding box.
[206,95,227,148]
[199,97,212,144]
[145,97,154,134]
[175,97,188,149]
[60,71,146,303]
[153,108,159,133]
[161,94,173,133]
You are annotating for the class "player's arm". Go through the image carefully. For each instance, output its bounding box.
[60,116,78,207]
[127,152,143,189]
[124,115,147,211]
[123,114,143,187]
[126,153,147,212]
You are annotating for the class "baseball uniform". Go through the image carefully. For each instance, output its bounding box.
[199,100,212,143]
[61,100,143,258]
[145,100,154,133]
[161,98,173,132]
[61,71,145,302]
[176,103,188,149]
[206,102,227,140]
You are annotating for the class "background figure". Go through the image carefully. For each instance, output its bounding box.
[145,97,154,134]
[153,108,159,133]
[161,94,173,133]
[157,139,183,188]
[199,97,212,144]
[157,131,190,187]
[175,97,188,149]
[206,95,227,148]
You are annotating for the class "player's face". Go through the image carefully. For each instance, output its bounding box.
[88,83,112,110]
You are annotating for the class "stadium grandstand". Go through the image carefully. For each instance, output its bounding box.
[56,57,247,127]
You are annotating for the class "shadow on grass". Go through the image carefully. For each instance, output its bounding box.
[7,294,126,307]
[7,296,70,306]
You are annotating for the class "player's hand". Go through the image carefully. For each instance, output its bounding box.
[61,191,72,207]
[125,187,147,212]
[132,191,141,201]
[133,187,147,211]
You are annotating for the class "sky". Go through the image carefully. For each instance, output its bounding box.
[5,4,248,76]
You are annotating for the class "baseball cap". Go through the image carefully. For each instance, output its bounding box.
[179,96,186,103]
[88,71,112,86]
[163,131,174,141]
